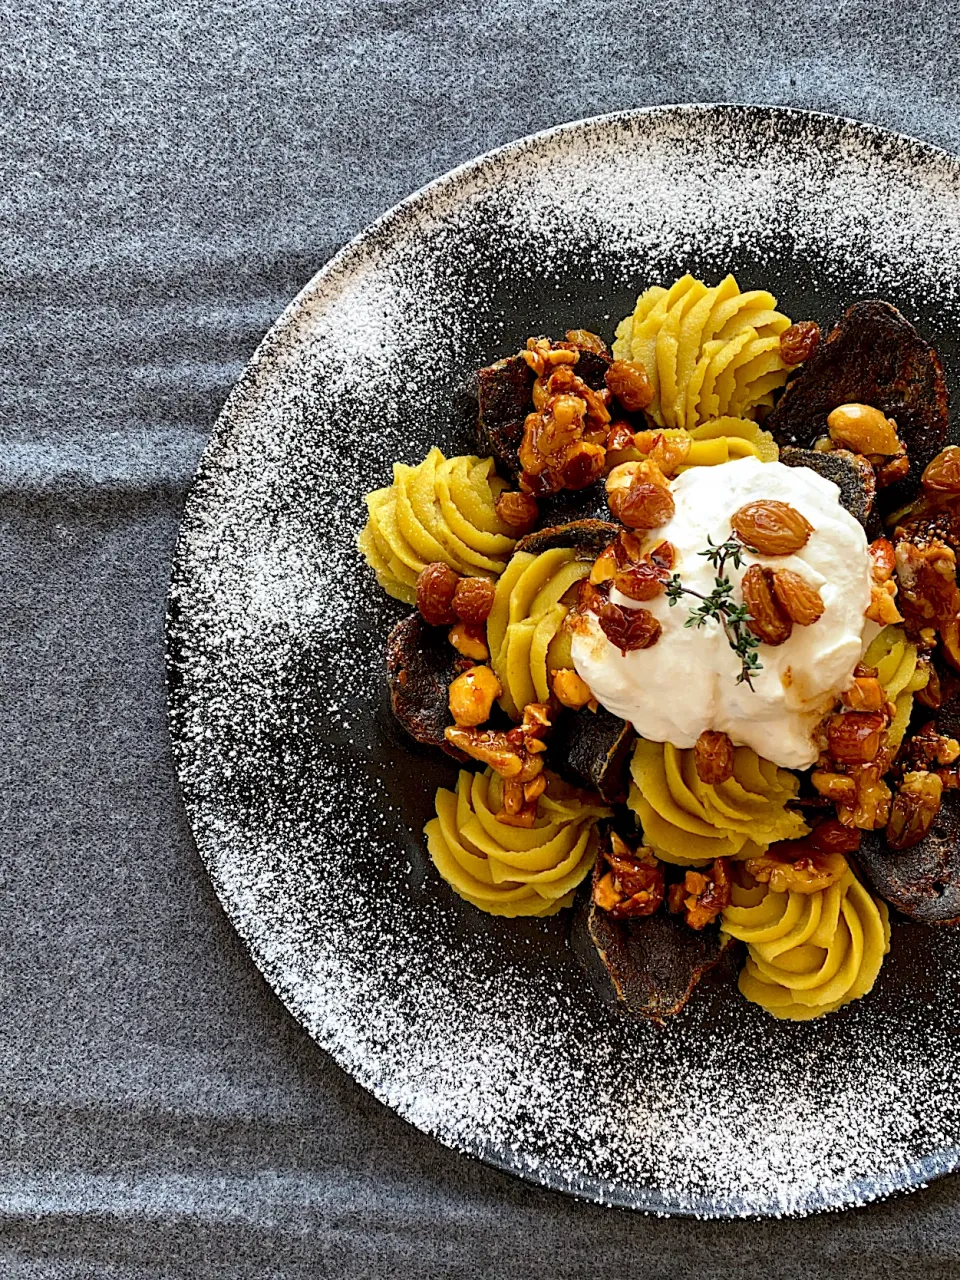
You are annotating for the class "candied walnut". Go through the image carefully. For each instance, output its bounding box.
[837,762,893,830]
[594,833,666,919]
[670,858,732,930]
[732,500,813,556]
[899,723,960,773]
[605,421,637,453]
[452,576,495,626]
[597,600,661,654]
[811,770,858,803]
[893,536,960,669]
[868,537,896,582]
[448,621,489,661]
[495,490,539,532]
[694,730,734,784]
[741,565,793,646]
[886,771,944,850]
[551,667,593,709]
[876,456,910,489]
[445,723,545,780]
[605,359,655,412]
[779,320,821,365]
[416,562,460,626]
[496,776,539,828]
[770,569,824,626]
[634,429,691,476]
[827,402,903,456]
[745,845,848,894]
[866,579,904,625]
[922,445,960,494]
[826,711,886,764]
[840,675,885,712]
[448,664,502,727]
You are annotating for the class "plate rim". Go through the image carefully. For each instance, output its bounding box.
[165,102,960,1219]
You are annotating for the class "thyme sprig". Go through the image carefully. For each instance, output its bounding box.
[664,536,763,690]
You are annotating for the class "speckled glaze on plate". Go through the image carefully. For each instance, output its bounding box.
[166,106,960,1218]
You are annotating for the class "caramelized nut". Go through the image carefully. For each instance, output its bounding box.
[448,621,489,661]
[416,562,460,626]
[922,445,960,494]
[811,770,858,803]
[866,580,904,625]
[779,320,821,365]
[741,565,793,646]
[745,847,847,895]
[827,403,902,456]
[590,544,618,585]
[551,667,593,709]
[495,490,539,532]
[840,675,885,712]
[886,770,943,850]
[868,537,896,583]
[634,429,691,476]
[826,711,886,764]
[448,665,502,727]
[598,833,666,919]
[694,730,735,784]
[606,460,675,529]
[771,569,824,626]
[674,858,732,930]
[605,359,655,411]
[876,456,910,489]
[732,501,813,556]
[452,576,496,625]
[564,328,609,355]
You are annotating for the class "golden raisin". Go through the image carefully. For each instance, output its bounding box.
[559,441,606,490]
[770,569,824,626]
[597,600,662,653]
[826,403,902,456]
[448,665,502,727]
[452,577,496,626]
[876,456,910,489]
[608,477,675,530]
[886,771,943,850]
[416,562,459,626]
[811,770,858,803]
[694,730,735,784]
[741,565,793,646]
[495,490,539,532]
[732,501,813,556]
[922,445,960,494]
[779,320,821,365]
[634,429,691,476]
[605,359,655,411]
[564,329,609,355]
[826,711,886,764]
[808,818,862,854]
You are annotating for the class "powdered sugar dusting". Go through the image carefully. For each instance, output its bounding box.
[167,106,960,1217]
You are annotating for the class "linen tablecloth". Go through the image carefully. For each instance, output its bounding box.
[6,3,960,1275]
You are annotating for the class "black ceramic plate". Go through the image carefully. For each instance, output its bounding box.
[167,105,960,1217]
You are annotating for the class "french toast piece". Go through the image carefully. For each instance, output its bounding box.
[857,793,960,925]
[780,445,877,530]
[515,518,620,559]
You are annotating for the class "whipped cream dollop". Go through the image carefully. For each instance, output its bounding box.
[571,457,874,769]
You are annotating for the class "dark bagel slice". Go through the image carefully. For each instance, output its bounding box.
[767,300,948,512]
[570,858,737,1023]
[779,446,877,531]
[385,613,468,761]
[515,518,620,558]
[856,792,960,925]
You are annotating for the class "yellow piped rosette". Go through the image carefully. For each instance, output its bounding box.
[628,740,808,866]
[424,768,611,917]
[612,273,795,429]
[358,447,517,604]
[721,861,890,1020]
[867,625,930,750]
[487,548,589,719]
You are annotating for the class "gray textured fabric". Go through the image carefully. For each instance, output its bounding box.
[6,2,960,1276]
